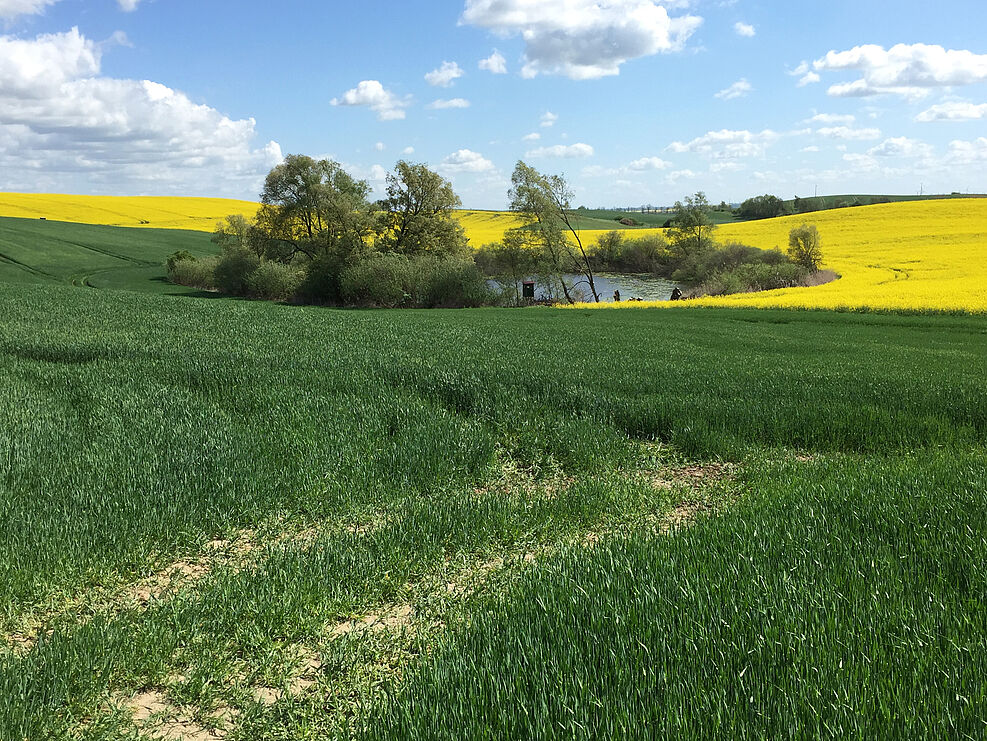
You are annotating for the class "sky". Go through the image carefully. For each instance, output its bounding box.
[1,0,986,209]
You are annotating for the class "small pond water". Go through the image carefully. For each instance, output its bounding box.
[490,273,681,303]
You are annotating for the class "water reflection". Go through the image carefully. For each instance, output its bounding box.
[490,273,682,303]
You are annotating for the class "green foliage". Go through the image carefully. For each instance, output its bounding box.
[340,253,492,308]
[378,161,467,257]
[245,260,304,301]
[668,192,717,259]
[737,194,787,220]
[165,250,196,273]
[213,246,261,296]
[788,223,824,271]
[167,255,218,290]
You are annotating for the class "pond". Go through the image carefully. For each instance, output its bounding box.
[490,273,682,303]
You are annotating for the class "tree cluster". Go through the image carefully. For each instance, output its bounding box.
[169,155,490,307]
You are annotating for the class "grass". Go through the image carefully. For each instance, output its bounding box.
[0,216,216,292]
[0,281,984,738]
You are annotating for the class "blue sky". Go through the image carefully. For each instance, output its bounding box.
[1,0,986,208]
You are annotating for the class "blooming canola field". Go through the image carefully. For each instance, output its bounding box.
[0,193,259,231]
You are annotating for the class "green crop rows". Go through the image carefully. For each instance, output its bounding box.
[0,281,984,739]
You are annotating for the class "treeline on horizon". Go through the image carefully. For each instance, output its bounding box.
[168,156,825,308]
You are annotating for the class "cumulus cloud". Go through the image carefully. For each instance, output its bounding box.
[0,27,281,197]
[525,143,594,158]
[331,80,409,121]
[916,102,987,122]
[867,137,932,158]
[427,98,471,110]
[816,126,882,141]
[628,156,670,170]
[439,148,496,173]
[806,113,855,125]
[117,0,140,11]
[375,142,385,152]
[734,22,755,37]
[0,0,58,20]
[715,78,752,100]
[522,132,541,141]
[402,146,415,155]
[667,129,778,159]
[479,50,507,74]
[540,111,558,128]
[789,61,820,87]
[814,44,987,99]
[948,137,987,162]
[425,61,464,87]
[461,0,702,79]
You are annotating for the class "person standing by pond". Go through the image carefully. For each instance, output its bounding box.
[613,290,621,302]
[670,287,683,301]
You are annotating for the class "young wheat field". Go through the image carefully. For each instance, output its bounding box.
[0,280,985,739]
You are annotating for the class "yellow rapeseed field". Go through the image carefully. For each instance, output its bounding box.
[561,199,987,314]
[0,193,259,232]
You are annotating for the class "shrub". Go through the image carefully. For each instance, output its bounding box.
[297,254,345,304]
[246,261,304,302]
[422,257,493,308]
[340,253,418,307]
[167,256,218,290]
[166,250,196,273]
[214,247,261,296]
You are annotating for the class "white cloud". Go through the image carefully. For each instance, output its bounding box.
[734,22,755,38]
[667,169,698,183]
[814,44,987,99]
[789,61,820,87]
[375,142,385,152]
[916,102,987,122]
[331,80,409,121]
[628,156,670,170]
[525,143,594,158]
[806,113,855,125]
[461,0,703,79]
[948,137,987,163]
[816,126,882,141]
[479,50,507,74]
[402,146,415,155]
[540,111,558,128]
[522,132,541,141]
[715,78,752,100]
[117,0,140,11]
[0,0,58,20]
[425,61,464,87]
[427,98,471,109]
[0,28,281,198]
[801,145,820,153]
[867,137,932,158]
[667,129,778,158]
[439,148,496,173]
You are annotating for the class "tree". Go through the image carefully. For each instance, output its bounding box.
[378,161,468,257]
[738,194,786,220]
[668,192,716,259]
[257,154,373,262]
[788,223,823,271]
[508,161,600,303]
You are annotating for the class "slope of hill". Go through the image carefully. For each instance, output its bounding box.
[0,193,259,232]
[0,217,215,293]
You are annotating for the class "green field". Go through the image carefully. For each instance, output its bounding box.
[0,277,985,738]
[0,216,215,293]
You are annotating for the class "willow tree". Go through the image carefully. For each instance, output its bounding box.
[508,161,600,303]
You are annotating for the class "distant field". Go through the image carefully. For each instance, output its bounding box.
[0,216,215,293]
[0,193,259,232]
